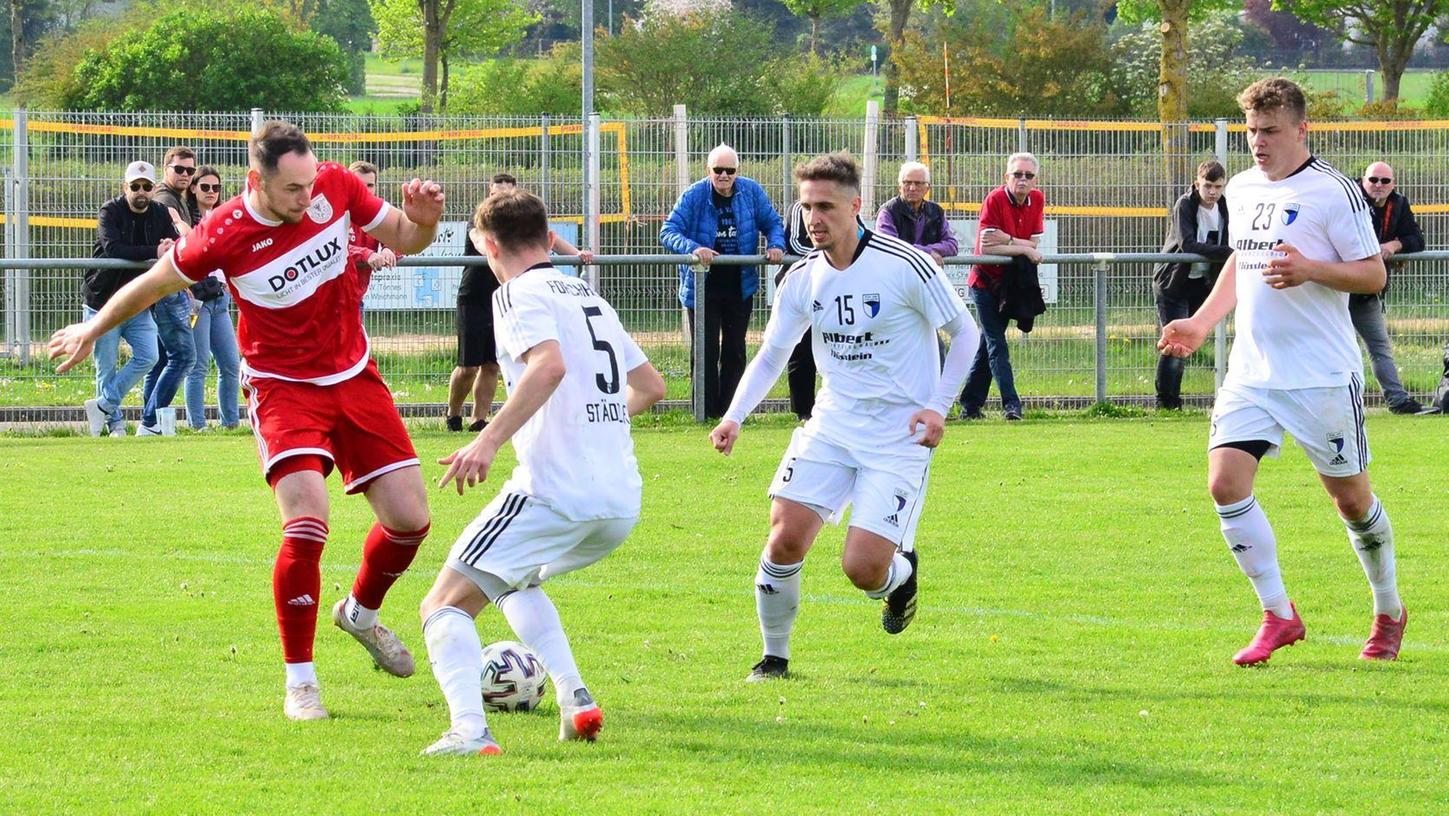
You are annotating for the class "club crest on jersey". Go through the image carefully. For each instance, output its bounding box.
[306,194,334,224]
[863,293,881,318]
[1281,203,1301,225]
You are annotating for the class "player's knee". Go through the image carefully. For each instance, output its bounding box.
[1333,491,1373,521]
[841,553,886,591]
[1207,472,1250,505]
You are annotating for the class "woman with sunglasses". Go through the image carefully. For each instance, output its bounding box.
[181,166,241,430]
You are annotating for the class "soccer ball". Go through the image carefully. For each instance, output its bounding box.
[480,640,548,712]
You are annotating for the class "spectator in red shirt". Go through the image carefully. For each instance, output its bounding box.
[959,152,1044,421]
[347,161,399,296]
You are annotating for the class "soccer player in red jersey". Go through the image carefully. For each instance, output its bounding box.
[51,121,447,720]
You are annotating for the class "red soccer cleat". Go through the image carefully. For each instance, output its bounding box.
[1233,603,1306,666]
[1359,608,1406,661]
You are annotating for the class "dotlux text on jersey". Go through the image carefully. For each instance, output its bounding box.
[267,237,344,293]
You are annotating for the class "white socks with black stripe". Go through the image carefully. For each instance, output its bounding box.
[755,557,803,660]
[1342,496,1401,619]
[1216,496,1293,619]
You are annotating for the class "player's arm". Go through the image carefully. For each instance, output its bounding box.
[626,361,666,417]
[437,340,566,495]
[710,282,811,454]
[1266,246,1385,294]
[548,232,593,264]
[912,312,981,447]
[365,179,444,255]
[49,254,190,372]
[1159,252,1239,358]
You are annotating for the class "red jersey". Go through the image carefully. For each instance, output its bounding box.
[968,186,1045,289]
[171,162,391,384]
[348,225,382,292]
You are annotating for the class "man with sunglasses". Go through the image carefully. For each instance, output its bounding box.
[135,146,201,435]
[959,152,1045,421]
[661,143,786,417]
[1352,162,1424,414]
[80,160,180,435]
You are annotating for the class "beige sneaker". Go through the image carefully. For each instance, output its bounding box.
[332,599,415,677]
[284,683,329,721]
[421,729,502,757]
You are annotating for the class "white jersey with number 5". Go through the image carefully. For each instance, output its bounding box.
[1225,157,1381,389]
[492,264,648,521]
[754,230,966,452]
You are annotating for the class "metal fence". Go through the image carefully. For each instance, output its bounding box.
[4,107,1449,415]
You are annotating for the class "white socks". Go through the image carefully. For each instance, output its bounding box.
[495,587,585,705]
[284,661,317,688]
[755,557,803,660]
[1342,496,1401,619]
[865,551,913,600]
[422,606,488,738]
[1216,496,1293,619]
[342,595,378,630]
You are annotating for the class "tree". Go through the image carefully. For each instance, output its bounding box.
[1274,0,1449,100]
[1117,0,1239,188]
[781,0,862,54]
[596,11,778,115]
[895,7,1123,116]
[64,5,349,111]
[1111,13,1263,119]
[312,0,377,95]
[370,0,534,113]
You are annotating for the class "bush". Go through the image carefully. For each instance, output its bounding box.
[1357,98,1421,120]
[897,7,1126,117]
[1425,69,1449,118]
[63,4,348,112]
[597,11,778,115]
[448,45,582,116]
[764,52,847,117]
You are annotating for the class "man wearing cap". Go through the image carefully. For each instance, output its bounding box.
[80,160,182,436]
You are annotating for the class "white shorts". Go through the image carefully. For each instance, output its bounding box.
[445,490,637,594]
[768,427,932,550]
[1209,377,1369,477]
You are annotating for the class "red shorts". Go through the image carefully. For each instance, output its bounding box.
[245,360,419,494]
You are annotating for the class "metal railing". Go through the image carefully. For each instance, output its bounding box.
[5,251,1448,422]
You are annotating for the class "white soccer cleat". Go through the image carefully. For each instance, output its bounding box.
[558,688,603,742]
[421,729,502,757]
[283,683,330,721]
[83,398,107,437]
[331,599,415,677]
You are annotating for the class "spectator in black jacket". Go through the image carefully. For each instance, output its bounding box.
[1356,161,1424,414]
[1151,159,1230,409]
[80,161,179,436]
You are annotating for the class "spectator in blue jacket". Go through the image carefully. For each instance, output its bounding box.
[660,143,786,416]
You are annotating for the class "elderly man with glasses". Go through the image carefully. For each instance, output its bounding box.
[80,160,182,436]
[959,152,1045,421]
[875,161,958,267]
[1355,162,1425,414]
[661,143,786,417]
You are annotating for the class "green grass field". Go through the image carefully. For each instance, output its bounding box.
[2,414,1447,813]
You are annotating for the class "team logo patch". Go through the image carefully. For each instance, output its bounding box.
[863,293,881,318]
[1281,203,1301,226]
[306,194,333,224]
[1327,432,1348,466]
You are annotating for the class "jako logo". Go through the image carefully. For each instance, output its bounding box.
[267,238,342,292]
[251,238,274,253]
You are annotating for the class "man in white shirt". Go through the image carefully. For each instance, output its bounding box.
[418,189,666,755]
[1159,78,1405,666]
[710,151,979,682]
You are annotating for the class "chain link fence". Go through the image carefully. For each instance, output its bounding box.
[4,108,1448,414]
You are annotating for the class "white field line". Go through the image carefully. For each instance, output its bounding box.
[19,547,1444,654]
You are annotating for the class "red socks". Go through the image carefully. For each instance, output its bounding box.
[274,516,328,664]
[351,522,429,610]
